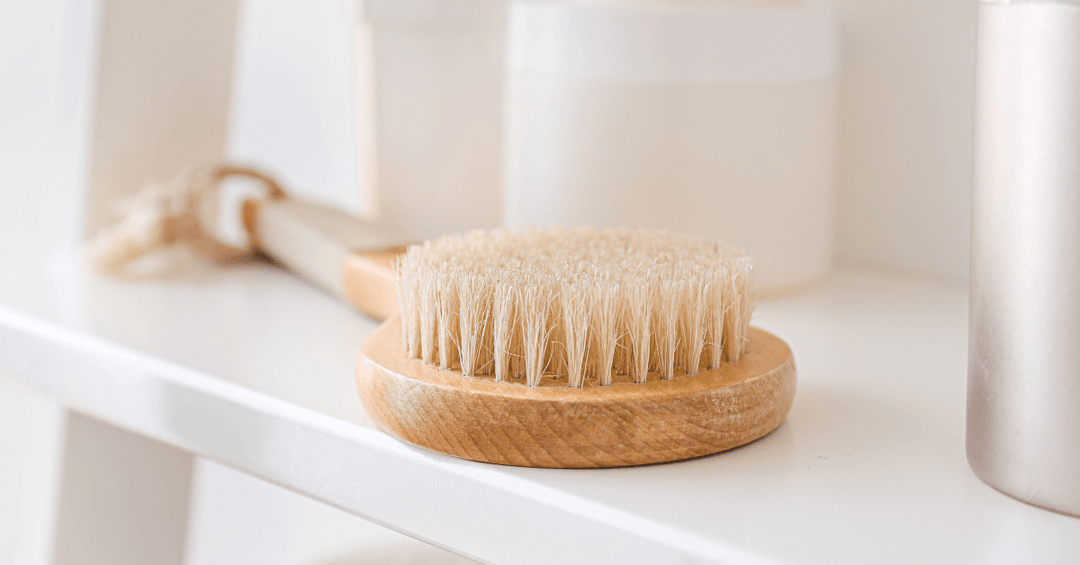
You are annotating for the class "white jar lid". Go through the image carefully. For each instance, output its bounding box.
[509,0,838,83]
[358,0,503,25]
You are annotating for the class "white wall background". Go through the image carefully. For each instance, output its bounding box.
[0,0,976,563]
[834,0,976,283]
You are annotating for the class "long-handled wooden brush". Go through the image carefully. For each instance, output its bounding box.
[246,198,796,468]
[90,167,795,469]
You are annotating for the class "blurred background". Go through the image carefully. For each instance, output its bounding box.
[1,0,974,563]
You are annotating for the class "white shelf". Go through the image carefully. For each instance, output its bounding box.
[1,256,1078,564]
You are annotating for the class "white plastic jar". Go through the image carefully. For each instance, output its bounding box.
[504,0,838,293]
[356,0,506,241]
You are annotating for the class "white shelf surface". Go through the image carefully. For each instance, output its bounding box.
[1,255,1078,564]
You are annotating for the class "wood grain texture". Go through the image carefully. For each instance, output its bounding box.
[356,317,796,468]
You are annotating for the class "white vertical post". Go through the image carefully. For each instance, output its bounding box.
[50,411,194,565]
[0,384,65,565]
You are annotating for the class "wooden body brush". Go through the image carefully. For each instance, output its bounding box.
[247,198,796,469]
[88,165,793,468]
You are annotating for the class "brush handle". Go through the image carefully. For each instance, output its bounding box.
[341,246,405,322]
[245,198,405,321]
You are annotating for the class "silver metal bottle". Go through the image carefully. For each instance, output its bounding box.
[969,0,1080,516]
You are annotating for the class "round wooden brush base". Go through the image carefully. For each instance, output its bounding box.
[356,317,796,468]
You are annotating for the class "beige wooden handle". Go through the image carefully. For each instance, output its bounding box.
[245,198,405,320]
[341,247,404,321]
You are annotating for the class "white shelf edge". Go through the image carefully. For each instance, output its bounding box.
[0,303,789,565]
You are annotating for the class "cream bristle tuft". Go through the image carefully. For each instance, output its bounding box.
[626,277,653,384]
[436,273,459,371]
[490,281,515,382]
[679,275,708,375]
[394,227,756,388]
[590,281,619,386]
[418,273,438,365]
[456,275,489,376]
[560,281,591,388]
[521,281,550,387]
[397,257,421,358]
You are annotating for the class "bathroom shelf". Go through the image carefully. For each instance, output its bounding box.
[1,256,1078,564]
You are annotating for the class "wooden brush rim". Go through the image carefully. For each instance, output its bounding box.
[356,317,796,468]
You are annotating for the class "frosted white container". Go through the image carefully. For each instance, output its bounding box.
[504,0,838,293]
[356,0,506,241]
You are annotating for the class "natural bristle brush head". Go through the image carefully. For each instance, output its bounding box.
[355,227,796,468]
[394,227,756,388]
